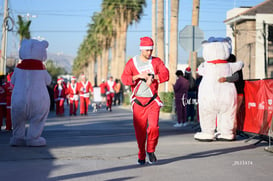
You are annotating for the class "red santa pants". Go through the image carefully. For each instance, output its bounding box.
[175,97,187,124]
[132,97,160,160]
[106,93,114,110]
[56,99,65,115]
[69,99,78,115]
[0,105,6,128]
[80,96,89,114]
[6,98,12,130]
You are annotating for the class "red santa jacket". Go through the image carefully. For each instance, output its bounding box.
[54,84,67,101]
[121,56,169,106]
[4,81,13,99]
[99,82,107,94]
[0,84,6,105]
[78,81,93,98]
[67,82,79,101]
[106,80,116,94]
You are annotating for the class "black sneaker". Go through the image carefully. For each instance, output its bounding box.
[147,152,157,164]
[137,159,146,165]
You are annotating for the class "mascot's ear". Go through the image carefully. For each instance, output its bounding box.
[202,40,208,45]
[225,37,232,44]
[208,37,216,42]
[202,37,213,46]
[224,37,232,54]
[41,40,49,48]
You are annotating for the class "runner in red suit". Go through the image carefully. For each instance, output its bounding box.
[67,76,79,116]
[121,37,169,165]
[78,74,93,115]
[54,78,67,116]
[99,79,107,104]
[106,76,116,112]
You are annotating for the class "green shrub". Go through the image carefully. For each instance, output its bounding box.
[123,93,131,105]
[160,92,174,113]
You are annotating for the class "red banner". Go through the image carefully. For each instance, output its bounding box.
[239,79,273,135]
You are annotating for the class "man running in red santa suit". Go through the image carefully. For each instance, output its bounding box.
[78,74,93,115]
[106,76,115,112]
[54,78,66,116]
[67,76,79,116]
[121,37,169,165]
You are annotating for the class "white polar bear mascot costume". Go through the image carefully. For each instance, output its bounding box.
[194,37,243,141]
[10,39,51,146]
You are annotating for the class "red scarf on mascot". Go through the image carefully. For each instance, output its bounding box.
[16,59,46,70]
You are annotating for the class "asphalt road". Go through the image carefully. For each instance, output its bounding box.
[0,104,272,181]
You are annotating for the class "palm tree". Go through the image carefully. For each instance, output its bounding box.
[17,15,31,42]
[168,0,179,91]
[92,11,114,81]
[102,0,146,79]
[157,0,164,61]
[157,0,165,92]
[74,0,146,80]
[152,0,157,57]
[191,0,200,78]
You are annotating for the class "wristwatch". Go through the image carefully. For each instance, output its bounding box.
[148,73,155,79]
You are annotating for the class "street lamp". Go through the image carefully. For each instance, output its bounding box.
[21,13,37,21]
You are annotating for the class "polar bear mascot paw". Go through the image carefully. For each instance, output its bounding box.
[26,137,47,147]
[10,137,26,147]
[215,133,235,141]
[194,132,215,142]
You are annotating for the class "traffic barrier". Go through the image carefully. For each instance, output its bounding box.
[238,79,273,136]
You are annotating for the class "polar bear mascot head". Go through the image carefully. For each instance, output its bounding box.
[202,37,231,63]
[19,39,49,61]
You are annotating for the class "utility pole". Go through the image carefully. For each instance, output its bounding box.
[1,0,8,75]
[190,0,200,78]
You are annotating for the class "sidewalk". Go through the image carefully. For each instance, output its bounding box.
[0,105,272,181]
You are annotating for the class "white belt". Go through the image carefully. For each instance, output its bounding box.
[80,93,90,98]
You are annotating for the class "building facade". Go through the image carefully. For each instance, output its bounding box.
[225,0,273,79]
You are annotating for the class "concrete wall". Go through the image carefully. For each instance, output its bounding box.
[256,14,273,79]
[236,20,256,79]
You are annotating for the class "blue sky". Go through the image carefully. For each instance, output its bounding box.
[1,0,265,64]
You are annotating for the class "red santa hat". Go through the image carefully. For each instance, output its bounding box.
[185,67,191,73]
[139,37,154,50]
[71,76,76,81]
[57,78,63,83]
[7,72,13,82]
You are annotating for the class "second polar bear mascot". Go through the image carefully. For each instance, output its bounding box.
[194,37,243,141]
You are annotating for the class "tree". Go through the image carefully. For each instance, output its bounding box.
[152,0,157,57]
[157,0,165,92]
[45,60,67,82]
[73,0,146,81]
[17,15,31,42]
[91,11,114,82]
[168,0,179,91]
[157,0,164,61]
[102,0,146,79]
